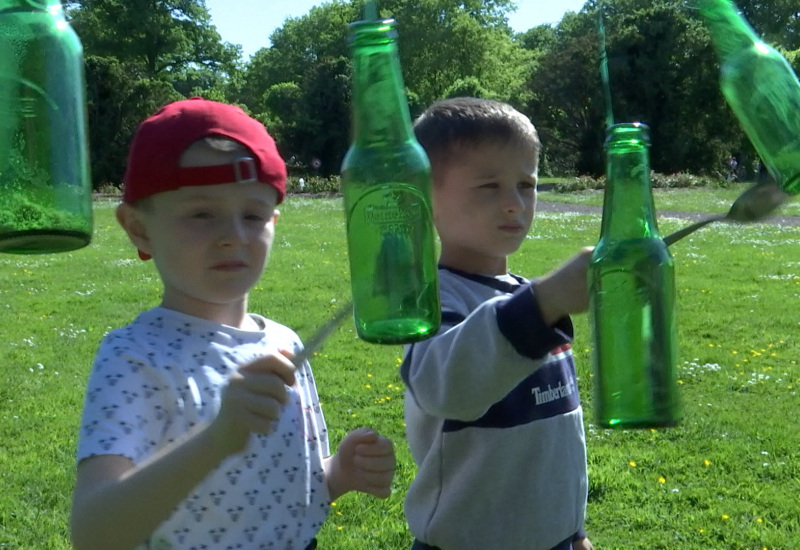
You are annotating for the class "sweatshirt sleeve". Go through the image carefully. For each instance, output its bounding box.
[400,282,573,421]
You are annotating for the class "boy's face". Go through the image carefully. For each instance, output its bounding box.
[133,181,280,322]
[433,141,537,275]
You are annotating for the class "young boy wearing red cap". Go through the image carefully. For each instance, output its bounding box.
[71,98,395,550]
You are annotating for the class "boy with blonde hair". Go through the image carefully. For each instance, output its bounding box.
[401,97,593,550]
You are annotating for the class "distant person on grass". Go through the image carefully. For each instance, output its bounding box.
[71,98,395,550]
[400,97,594,550]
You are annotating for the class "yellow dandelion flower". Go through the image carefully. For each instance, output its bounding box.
[628,461,636,467]
[703,459,711,467]
[367,373,373,378]
[722,514,729,520]
[658,476,666,484]
[756,518,763,523]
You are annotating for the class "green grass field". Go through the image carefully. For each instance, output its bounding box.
[539,181,800,218]
[0,191,798,549]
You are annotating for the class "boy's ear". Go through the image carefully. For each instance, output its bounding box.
[116,203,153,260]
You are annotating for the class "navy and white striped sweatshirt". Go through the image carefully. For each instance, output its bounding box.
[401,267,588,550]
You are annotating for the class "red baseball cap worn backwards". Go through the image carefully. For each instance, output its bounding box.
[123,97,287,260]
[123,97,287,204]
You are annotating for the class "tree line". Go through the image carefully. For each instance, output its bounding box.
[63,0,800,189]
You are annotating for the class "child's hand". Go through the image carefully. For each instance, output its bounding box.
[573,536,595,550]
[325,427,396,501]
[532,246,594,325]
[211,352,297,456]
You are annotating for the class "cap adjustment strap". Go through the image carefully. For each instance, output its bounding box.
[176,156,259,187]
[233,157,258,183]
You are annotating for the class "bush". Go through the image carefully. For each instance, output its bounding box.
[649,171,718,189]
[550,172,724,193]
[286,175,341,195]
[553,175,606,192]
[95,183,122,195]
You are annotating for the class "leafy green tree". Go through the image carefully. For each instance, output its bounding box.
[520,10,605,176]
[443,76,495,100]
[83,56,183,187]
[519,0,766,177]
[258,82,304,161]
[602,0,738,174]
[65,0,242,188]
[296,56,353,174]
[67,0,238,79]
[383,0,528,106]
[236,2,357,114]
[735,0,800,50]
[235,0,527,173]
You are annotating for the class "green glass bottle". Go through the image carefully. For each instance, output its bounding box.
[698,0,800,194]
[588,123,680,429]
[340,18,440,345]
[0,0,92,254]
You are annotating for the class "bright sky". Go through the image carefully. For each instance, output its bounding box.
[205,0,588,60]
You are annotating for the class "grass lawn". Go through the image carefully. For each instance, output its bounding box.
[538,180,800,219]
[0,191,798,549]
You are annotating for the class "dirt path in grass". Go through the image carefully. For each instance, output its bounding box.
[536,199,800,227]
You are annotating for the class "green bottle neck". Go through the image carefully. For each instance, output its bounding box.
[349,20,414,146]
[600,124,660,240]
[697,0,760,59]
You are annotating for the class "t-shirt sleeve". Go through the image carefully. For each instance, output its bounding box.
[76,334,170,464]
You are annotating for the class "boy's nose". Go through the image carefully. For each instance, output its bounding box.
[504,189,526,213]
[219,218,247,245]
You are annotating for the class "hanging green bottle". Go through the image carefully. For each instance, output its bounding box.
[698,0,800,194]
[0,0,92,254]
[340,18,440,345]
[588,123,680,429]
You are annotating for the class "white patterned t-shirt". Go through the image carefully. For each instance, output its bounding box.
[76,307,331,549]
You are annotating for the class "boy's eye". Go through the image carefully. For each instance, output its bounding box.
[190,211,213,219]
[478,182,499,189]
[245,207,274,221]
